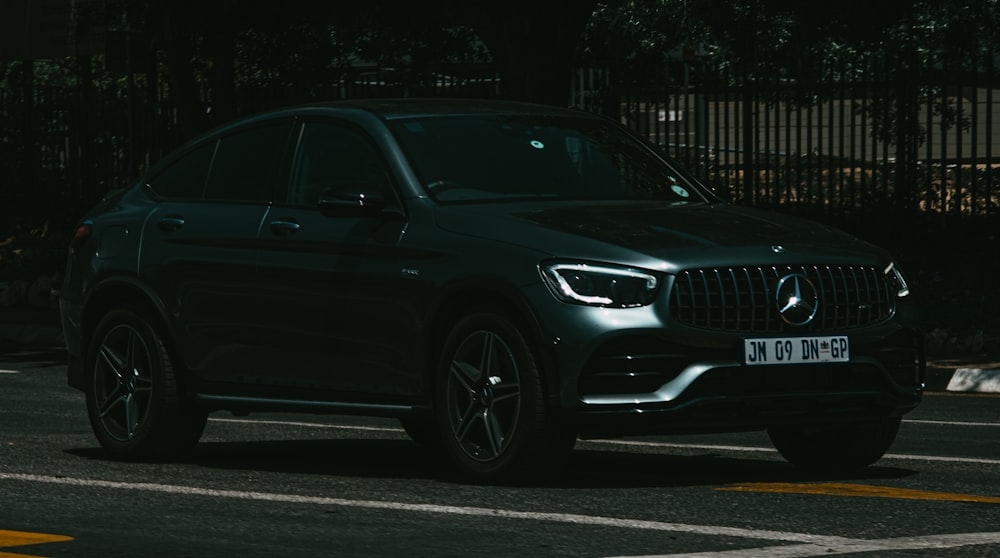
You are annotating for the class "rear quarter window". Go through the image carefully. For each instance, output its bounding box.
[147,141,216,199]
[204,123,292,202]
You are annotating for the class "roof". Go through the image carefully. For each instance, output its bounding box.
[310,98,598,120]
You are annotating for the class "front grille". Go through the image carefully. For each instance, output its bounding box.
[670,265,895,333]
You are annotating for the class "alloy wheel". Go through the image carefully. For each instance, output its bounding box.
[92,324,155,442]
[444,329,522,463]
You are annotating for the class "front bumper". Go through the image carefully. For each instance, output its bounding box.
[529,284,925,436]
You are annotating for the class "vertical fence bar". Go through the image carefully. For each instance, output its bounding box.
[784,83,792,204]
[937,63,949,217]
[713,69,722,187]
[724,67,734,194]
[849,61,858,213]
[838,63,847,216]
[681,65,689,165]
[925,65,934,213]
[970,67,979,216]
[733,70,743,200]
[826,62,835,213]
[955,71,964,215]
[880,54,891,201]
[795,77,804,204]
[806,97,814,205]
[763,82,771,205]
[987,55,994,216]
[860,54,870,206]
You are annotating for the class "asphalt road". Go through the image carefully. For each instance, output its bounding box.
[2,342,999,557]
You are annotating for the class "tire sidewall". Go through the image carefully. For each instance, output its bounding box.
[768,416,901,471]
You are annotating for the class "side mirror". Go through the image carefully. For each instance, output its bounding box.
[317,189,405,220]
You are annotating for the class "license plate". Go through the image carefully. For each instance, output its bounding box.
[744,336,849,366]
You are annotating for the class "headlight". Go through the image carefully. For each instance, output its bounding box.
[885,261,910,298]
[540,263,660,307]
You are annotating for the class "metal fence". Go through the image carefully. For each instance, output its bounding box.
[572,58,1000,224]
[0,62,501,212]
[3,55,1000,225]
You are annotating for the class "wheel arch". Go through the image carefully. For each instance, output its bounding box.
[83,277,172,341]
[422,279,558,410]
[80,276,186,388]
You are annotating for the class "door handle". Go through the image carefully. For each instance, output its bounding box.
[269,218,301,236]
[158,216,185,231]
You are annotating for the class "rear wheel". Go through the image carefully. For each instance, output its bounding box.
[767,416,901,471]
[85,309,207,460]
[434,312,574,481]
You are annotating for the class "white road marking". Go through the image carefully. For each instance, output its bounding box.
[612,531,1000,557]
[1,472,998,557]
[905,418,1000,427]
[0,472,850,545]
[208,417,1000,465]
[211,417,397,433]
[0,370,19,374]
[0,473,900,545]
[582,439,778,454]
[586,440,1000,465]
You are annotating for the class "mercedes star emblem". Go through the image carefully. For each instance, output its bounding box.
[775,273,819,326]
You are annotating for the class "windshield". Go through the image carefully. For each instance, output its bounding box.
[389,114,706,203]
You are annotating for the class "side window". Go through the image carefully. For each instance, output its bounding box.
[147,141,215,199]
[287,122,394,206]
[204,122,291,202]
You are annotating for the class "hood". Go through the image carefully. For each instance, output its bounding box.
[433,200,887,271]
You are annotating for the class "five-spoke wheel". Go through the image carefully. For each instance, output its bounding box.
[444,328,523,462]
[435,312,574,480]
[91,322,156,443]
[85,309,206,460]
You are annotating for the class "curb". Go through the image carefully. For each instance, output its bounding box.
[943,368,1000,394]
[927,360,1000,394]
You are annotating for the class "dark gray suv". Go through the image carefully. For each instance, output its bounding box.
[60,99,923,480]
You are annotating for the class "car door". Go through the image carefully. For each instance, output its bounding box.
[140,120,294,385]
[253,118,425,401]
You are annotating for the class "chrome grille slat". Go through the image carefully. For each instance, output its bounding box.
[670,265,895,333]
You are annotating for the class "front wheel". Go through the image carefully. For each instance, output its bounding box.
[767,416,901,471]
[85,309,207,460]
[434,312,574,481]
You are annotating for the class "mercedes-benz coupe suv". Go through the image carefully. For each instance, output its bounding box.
[60,99,924,480]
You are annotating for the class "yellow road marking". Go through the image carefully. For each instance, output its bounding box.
[0,530,73,558]
[718,482,1000,504]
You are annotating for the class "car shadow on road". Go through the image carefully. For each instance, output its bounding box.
[66,437,919,489]
[0,343,66,368]
[562,447,917,489]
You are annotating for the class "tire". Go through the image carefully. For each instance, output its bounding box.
[85,309,207,460]
[399,417,439,448]
[434,312,575,481]
[767,416,901,471]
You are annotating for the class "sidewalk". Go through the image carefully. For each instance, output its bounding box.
[2,306,998,393]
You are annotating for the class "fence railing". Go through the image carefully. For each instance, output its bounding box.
[0,62,501,212]
[3,57,999,225]
[572,60,1000,223]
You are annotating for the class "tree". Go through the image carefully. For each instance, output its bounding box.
[457,0,598,105]
[136,0,601,143]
